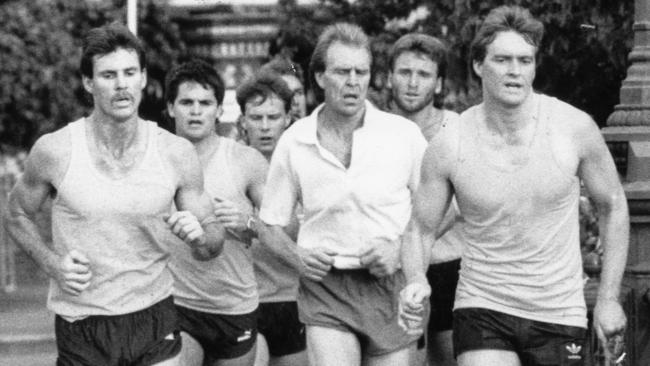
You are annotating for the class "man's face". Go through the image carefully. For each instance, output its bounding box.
[281,74,307,121]
[168,81,222,143]
[315,42,371,117]
[389,51,440,113]
[243,94,289,157]
[82,48,146,122]
[473,31,536,107]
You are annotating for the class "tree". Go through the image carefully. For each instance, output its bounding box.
[0,0,187,150]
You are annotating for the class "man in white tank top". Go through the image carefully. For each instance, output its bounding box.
[399,6,629,366]
[5,23,226,366]
[165,60,270,366]
[387,33,462,366]
[236,70,308,366]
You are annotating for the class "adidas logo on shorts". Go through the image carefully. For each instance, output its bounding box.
[564,343,582,360]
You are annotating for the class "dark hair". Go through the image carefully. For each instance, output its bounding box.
[80,22,146,78]
[309,23,371,96]
[164,59,225,105]
[389,33,448,80]
[261,58,305,85]
[470,5,544,65]
[236,70,293,114]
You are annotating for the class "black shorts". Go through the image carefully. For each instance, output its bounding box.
[454,307,587,366]
[257,301,306,357]
[55,296,181,366]
[176,305,257,360]
[427,259,460,333]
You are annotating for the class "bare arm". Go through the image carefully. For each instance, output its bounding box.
[5,132,92,295]
[169,137,226,260]
[577,118,629,342]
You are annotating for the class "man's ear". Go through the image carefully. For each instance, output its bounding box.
[82,75,93,94]
[435,77,443,94]
[472,60,483,78]
[140,68,147,90]
[314,71,325,89]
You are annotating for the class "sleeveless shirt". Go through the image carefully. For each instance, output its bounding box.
[169,138,258,314]
[452,94,587,328]
[49,118,177,318]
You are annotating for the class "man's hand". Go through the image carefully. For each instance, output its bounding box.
[213,197,248,232]
[593,298,626,348]
[297,246,337,282]
[165,211,205,247]
[56,250,92,296]
[398,281,431,336]
[359,238,400,278]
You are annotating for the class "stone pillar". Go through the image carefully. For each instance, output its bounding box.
[602,0,650,364]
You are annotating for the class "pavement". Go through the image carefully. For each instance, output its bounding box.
[0,253,56,366]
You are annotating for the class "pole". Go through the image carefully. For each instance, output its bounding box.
[127,0,137,36]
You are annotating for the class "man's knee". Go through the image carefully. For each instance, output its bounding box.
[457,349,520,366]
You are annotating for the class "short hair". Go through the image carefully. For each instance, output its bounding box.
[261,58,305,85]
[80,22,146,79]
[309,23,371,93]
[236,70,293,114]
[470,5,544,64]
[164,59,225,105]
[389,33,448,80]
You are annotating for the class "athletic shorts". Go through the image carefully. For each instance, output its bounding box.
[298,268,417,356]
[257,301,306,357]
[454,307,587,366]
[55,296,181,366]
[176,305,257,360]
[427,259,460,333]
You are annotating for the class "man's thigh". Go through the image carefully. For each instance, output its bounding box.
[306,325,361,366]
[458,350,521,366]
[363,344,411,366]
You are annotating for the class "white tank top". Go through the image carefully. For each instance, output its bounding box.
[452,94,587,328]
[49,118,177,318]
[169,138,258,314]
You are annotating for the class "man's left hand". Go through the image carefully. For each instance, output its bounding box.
[359,238,400,277]
[593,298,626,346]
[165,211,206,247]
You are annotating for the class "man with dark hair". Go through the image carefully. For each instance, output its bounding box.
[260,58,307,123]
[400,6,628,366]
[387,33,461,366]
[235,71,308,366]
[5,23,225,366]
[259,22,427,366]
[165,59,268,366]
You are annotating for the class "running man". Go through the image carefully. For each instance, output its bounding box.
[5,23,225,366]
[165,59,268,366]
[259,23,427,366]
[235,71,308,366]
[261,58,308,124]
[400,6,628,366]
[387,33,461,366]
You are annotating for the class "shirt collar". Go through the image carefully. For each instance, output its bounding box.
[295,100,377,145]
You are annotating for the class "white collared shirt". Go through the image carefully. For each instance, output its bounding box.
[259,101,427,268]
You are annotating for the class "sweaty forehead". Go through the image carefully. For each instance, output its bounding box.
[486,31,537,56]
[394,51,438,70]
[325,42,371,69]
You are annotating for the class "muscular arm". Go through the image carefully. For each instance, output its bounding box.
[5,132,91,295]
[6,135,62,276]
[577,118,629,341]
[401,142,454,285]
[169,137,226,260]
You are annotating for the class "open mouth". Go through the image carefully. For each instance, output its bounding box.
[188,120,203,126]
[504,82,522,89]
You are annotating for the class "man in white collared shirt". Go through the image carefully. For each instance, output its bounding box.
[259,22,427,366]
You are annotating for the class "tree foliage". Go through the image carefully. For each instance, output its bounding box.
[0,0,186,149]
[274,0,634,126]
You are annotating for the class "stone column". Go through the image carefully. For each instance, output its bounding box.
[602,0,650,364]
